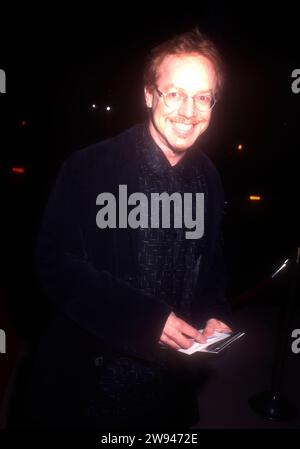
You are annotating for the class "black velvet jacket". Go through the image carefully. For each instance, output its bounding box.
[35,123,231,364]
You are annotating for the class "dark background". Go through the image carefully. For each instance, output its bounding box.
[0,3,299,428]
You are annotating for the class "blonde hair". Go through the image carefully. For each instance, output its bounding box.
[144,27,224,97]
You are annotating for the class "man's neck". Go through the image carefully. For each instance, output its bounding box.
[164,149,185,166]
[147,122,186,167]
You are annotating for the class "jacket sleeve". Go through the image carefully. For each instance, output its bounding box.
[35,152,172,362]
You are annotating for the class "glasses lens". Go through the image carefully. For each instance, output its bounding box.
[195,95,215,111]
[164,91,184,109]
[160,88,216,111]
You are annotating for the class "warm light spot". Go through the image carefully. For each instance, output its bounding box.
[21,120,29,127]
[106,106,111,111]
[11,167,26,174]
[237,144,243,151]
[249,195,261,201]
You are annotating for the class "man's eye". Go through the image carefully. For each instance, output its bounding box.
[167,92,182,100]
[197,95,212,103]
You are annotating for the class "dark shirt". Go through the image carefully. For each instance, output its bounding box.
[132,125,207,321]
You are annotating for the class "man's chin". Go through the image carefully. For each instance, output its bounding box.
[168,138,197,153]
[166,129,203,152]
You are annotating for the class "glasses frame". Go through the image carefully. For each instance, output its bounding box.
[155,86,217,112]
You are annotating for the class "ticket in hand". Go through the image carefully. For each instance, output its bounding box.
[178,330,245,355]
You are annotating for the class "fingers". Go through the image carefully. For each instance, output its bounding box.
[203,319,233,337]
[160,312,206,349]
[179,320,202,341]
[194,332,207,344]
[159,315,233,351]
[159,334,181,350]
[202,325,215,338]
[218,325,232,333]
[159,313,235,350]
[164,326,194,349]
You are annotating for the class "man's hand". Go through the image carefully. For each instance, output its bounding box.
[159,312,207,350]
[202,318,232,338]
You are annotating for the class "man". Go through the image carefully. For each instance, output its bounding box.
[23,28,232,428]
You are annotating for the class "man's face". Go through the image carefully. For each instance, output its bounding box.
[145,53,217,154]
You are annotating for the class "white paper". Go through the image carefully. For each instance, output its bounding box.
[178,331,233,355]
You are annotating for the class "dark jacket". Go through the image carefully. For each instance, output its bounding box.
[26,123,231,428]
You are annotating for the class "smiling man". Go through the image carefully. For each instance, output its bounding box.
[145,54,216,161]
[23,28,232,429]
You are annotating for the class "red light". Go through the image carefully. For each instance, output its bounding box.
[20,120,29,127]
[11,167,26,174]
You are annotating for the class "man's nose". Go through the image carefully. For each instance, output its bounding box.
[178,97,197,118]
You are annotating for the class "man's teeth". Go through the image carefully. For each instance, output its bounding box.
[172,123,194,131]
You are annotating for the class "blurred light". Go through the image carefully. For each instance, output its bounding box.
[271,259,289,279]
[11,167,26,174]
[249,195,261,201]
[106,106,111,111]
[237,144,243,151]
[20,120,29,127]
[91,104,97,109]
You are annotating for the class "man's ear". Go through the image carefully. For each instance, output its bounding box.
[144,87,153,108]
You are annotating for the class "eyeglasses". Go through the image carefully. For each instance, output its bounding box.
[155,87,217,112]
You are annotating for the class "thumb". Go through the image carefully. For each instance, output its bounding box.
[195,331,207,344]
